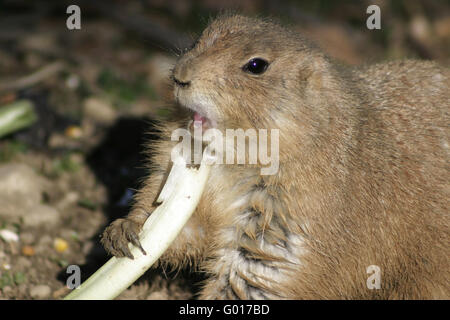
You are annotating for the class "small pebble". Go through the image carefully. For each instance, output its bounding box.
[56,192,79,210]
[35,235,52,254]
[52,286,69,299]
[21,245,35,256]
[2,263,11,270]
[22,205,59,227]
[2,286,12,294]
[82,97,117,125]
[0,229,19,243]
[54,238,69,253]
[65,125,83,139]
[65,74,80,89]
[29,284,51,299]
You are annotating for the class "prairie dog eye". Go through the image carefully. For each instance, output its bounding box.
[242,58,269,75]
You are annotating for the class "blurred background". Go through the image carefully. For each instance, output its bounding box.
[0,0,448,299]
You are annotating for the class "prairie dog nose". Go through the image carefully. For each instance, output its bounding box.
[172,62,192,88]
[172,75,191,88]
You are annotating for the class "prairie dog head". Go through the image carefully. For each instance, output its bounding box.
[172,14,333,135]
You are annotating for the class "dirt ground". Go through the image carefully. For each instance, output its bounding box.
[0,0,448,299]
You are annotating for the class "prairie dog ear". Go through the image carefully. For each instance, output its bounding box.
[302,54,338,96]
[295,57,325,97]
[297,64,314,89]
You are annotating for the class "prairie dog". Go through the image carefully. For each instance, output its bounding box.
[102,15,449,299]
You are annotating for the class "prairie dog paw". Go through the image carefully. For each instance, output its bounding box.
[101,218,146,259]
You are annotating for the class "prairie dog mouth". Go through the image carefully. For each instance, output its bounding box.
[175,91,218,130]
[192,111,212,131]
[188,108,217,131]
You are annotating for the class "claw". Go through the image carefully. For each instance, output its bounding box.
[117,240,134,259]
[128,232,147,256]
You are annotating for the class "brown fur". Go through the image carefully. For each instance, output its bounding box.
[102,15,449,299]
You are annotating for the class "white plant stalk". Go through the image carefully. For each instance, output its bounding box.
[64,147,214,300]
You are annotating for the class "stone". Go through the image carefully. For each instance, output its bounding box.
[21,204,59,227]
[0,164,52,224]
[0,164,45,205]
[83,97,117,125]
[29,284,51,299]
[0,229,19,243]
